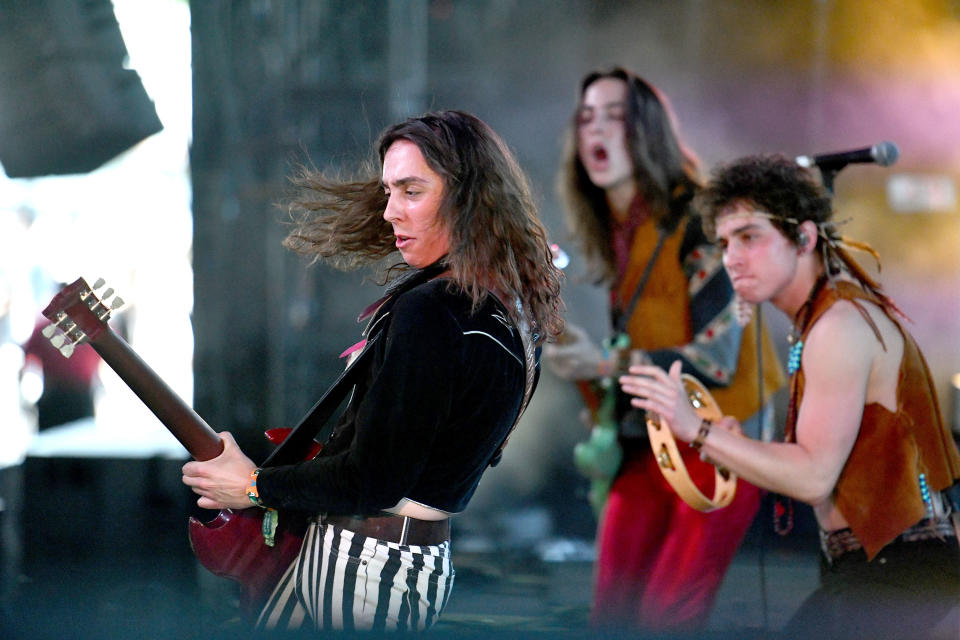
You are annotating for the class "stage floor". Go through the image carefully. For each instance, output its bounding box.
[2,424,824,638]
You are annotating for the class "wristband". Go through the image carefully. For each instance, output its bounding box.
[596,355,615,378]
[247,467,265,508]
[690,419,712,450]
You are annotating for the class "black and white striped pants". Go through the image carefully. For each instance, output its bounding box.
[256,520,455,632]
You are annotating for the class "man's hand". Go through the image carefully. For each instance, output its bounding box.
[543,323,609,381]
[619,360,703,442]
[182,431,258,510]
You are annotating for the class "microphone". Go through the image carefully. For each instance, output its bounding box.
[796,141,899,171]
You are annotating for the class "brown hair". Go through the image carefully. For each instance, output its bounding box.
[558,67,701,283]
[282,110,564,343]
[698,153,894,309]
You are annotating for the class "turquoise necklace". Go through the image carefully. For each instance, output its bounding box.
[786,274,829,376]
[786,333,804,375]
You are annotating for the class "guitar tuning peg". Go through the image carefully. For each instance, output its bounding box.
[110,297,125,310]
[102,287,114,299]
[92,278,106,289]
[50,334,66,348]
[59,343,75,358]
[41,313,67,338]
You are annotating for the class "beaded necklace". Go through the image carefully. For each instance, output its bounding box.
[774,272,829,536]
[785,273,829,375]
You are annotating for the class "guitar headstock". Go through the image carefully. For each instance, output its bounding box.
[41,277,124,358]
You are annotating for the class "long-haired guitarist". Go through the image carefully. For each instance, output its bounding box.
[181,110,564,632]
[622,154,960,638]
[543,67,785,632]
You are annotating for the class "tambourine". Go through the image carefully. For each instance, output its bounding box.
[646,374,737,512]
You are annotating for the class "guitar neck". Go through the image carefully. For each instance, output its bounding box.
[89,327,223,461]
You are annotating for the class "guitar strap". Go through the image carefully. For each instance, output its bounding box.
[260,331,381,468]
[488,302,537,467]
[604,228,667,441]
[615,184,693,334]
[614,227,667,336]
[260,264,446,468]
[262,276,536,470]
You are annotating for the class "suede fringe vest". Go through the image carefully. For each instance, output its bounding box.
[787,281,960,559]
[617,217,784,422]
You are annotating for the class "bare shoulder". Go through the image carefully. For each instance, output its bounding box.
[813,297,902,348]
[805,299,880,360]
[805,297,903,409]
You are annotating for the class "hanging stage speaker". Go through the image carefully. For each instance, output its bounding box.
[0,0,163,178]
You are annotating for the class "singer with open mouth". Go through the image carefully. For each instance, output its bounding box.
[621,154,960,638]
[543,67,785,633]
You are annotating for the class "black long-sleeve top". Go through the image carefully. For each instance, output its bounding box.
[256,271,534,516]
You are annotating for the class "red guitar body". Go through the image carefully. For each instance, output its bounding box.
[188,507,306,611]
[42,279,322,613]
[187,428,321,611]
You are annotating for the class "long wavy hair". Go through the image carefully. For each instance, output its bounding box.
[282,110,564,343]
[558,68,701,283]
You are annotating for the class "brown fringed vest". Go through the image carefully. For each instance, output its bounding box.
[618,216,784,422]
[787,281,960,559]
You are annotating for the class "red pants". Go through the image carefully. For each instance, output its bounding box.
[592,444,761,631]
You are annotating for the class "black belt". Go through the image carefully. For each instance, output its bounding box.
[320,513,450,546]
[820,518,957,561]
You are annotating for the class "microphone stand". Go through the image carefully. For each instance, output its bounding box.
[819,166,841,195]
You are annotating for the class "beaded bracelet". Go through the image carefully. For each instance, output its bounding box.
[247,467,265,508]
[690,419,712,450]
